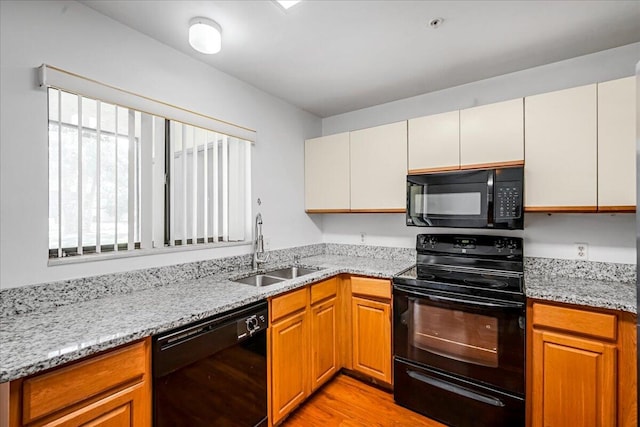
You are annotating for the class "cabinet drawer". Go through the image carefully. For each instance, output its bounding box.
[532,302,617,340]
[310,277,338,305]
[271,288,308,322]
[351,277,391,299]
[21,340,147,424]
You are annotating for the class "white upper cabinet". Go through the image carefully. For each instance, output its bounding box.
[524,84,598,210]
[460,98,524,168]
[597,76,636,210]
[304,133,350,212]
[408,111,460,173]
[350,121,408,211]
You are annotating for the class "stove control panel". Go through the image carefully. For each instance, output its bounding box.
[417,234,523,258]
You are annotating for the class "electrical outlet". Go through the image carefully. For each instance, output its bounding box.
[360,232,366,244]
[575,242,589,260]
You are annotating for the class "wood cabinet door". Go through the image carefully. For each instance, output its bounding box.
[408,110,460,173]
[39,383,147,427]
[532,329,616,427]
[310,297,338,391]
[304,133,350,212]
[460,98,524,169]
[524,84,597,211]
[270,311,309,425]
[351,297,391,384]
[597,76,636,211]
[349,121,407,211]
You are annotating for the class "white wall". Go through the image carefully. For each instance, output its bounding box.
[0,0,323,289]
[321,43,639,264]
[321,213,636,264]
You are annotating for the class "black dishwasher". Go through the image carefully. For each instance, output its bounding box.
[153,300,268,427]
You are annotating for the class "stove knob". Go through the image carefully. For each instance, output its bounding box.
[494,240,505,250]
[427,236,438,247]
[507,240,518,250]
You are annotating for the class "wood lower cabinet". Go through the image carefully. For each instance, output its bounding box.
[351,296,392,384]
[528,300,637,427]
[9,339,151,427]
[269,277,340,425]
[310,297,338,391]
[268,275,392,425]
[270,310,309,426]
[350,276,392,385]
[532,329,616,426]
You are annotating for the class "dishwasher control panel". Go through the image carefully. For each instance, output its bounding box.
[237,310,268,340]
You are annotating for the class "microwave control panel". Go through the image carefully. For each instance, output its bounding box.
[495,181,522,219]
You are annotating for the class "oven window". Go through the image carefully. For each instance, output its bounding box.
[415,192,482,215]
[409,302,498,367]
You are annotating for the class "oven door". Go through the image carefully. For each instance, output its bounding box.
[393,284,525,395]
[406,169,492,228]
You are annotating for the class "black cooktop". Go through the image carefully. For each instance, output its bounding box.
[393,234,525,300]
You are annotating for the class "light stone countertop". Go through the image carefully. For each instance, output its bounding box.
[524,274,636,314]
[0,255,414,383]
[2,252,636,383]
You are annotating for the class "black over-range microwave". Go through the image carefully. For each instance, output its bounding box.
[406,166,524,229]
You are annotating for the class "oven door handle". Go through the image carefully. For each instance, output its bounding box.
[406,369,506,407]
[394,285,524,309]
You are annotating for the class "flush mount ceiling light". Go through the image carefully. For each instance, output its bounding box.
[189,17,222,54]
[275,0,302,10]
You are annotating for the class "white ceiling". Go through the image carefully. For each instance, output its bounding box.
[81,0,640,118]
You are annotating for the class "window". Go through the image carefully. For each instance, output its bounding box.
[48,86,252,259]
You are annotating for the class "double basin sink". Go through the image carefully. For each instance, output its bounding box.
[233,266,323,287]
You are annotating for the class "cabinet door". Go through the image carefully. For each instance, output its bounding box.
[524,84,597,211]
[270,311,309,425]
[304,133,351,212]
[351,297,391,384]
[598,76,636,211]
[310,297,338,391]
[39,383,147,427]
[532,329,616,427]
[350,121,407,211]
[408,111,460,173]
[460,98,524,168]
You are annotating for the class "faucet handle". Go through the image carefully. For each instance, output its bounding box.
[293,254,301,265]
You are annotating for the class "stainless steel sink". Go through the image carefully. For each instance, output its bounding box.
[266,266,321,279]
[233,274,284,287]
[232,266,324,287]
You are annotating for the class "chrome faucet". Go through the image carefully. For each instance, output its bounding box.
[253,213,269,270]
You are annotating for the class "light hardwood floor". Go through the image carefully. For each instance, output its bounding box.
[281,374,446,427]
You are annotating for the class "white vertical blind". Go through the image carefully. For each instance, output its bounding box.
[95,100,102,254]
[127,109,136,251]
[77,95,83,255]
[140,113,153,249]
[168,121,176,247]
[152,118,165,248]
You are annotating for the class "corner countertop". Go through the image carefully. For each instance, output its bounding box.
[0,255,414,383]
[524,273,636,314]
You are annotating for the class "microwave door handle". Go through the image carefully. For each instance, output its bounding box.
[487,171,494,227]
